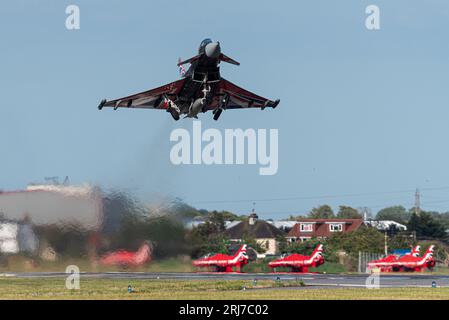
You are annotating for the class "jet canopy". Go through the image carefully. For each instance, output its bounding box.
[199,38,213,53]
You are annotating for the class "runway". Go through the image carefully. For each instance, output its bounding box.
[2,272,449,288]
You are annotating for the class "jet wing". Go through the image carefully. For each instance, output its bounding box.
[98,78,186,110]
[212,78,279,110]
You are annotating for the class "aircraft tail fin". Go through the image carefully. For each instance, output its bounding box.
[219,53,240,66]
[424,245,435,259]
[134,242,153,264]
[411,245,421,257]
[235,244,248,259]
[311,244,324,259]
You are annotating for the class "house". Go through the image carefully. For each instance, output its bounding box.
[287,218,364,242]
[224,213,285,257]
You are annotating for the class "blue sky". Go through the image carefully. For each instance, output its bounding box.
[1,1,449,218]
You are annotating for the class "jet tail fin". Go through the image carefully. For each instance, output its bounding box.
[219,53,240,66]
[311,244,324,258]
[410,245,421,257]
[425,245,435,256]
[234,244,247,258]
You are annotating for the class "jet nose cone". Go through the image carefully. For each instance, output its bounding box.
[205,41,221,58]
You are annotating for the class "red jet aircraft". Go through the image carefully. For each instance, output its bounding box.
[368,245,435,272]
[268,244,324,273]
[192,244,248,272]
[367,245,421,272]
[99,242,153,267]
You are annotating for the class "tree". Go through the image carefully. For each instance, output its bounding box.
[207,210,245,222]
[188,212,232,257]
[287,238,324,255]
[110,215,188,258]
[327,226,384,255]
[241,234,266,254]
[430,211,449,229]
[389,232,415,250]
[376,206,410,225]
[337,206,362,219]
[276,235,288,254]
[308,205,334,219]
[284,227,386,270]
[407,212,447,240]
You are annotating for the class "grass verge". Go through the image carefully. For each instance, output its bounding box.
[0,278,448,300]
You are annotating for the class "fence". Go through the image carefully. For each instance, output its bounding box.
[358,251,384,273]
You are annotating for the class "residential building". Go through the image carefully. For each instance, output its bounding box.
[224,213,285,257]
[287,218,364,242]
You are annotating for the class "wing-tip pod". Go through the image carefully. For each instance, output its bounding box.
[98,99,107,110]
[262,99,280,110]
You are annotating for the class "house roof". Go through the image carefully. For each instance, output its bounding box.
[267,220,297,231]
[225,220,241,229]
[364,220,407,231]
[224,219,285,239]
[287,218,364,238]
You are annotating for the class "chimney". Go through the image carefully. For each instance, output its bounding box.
[249,213,258,225]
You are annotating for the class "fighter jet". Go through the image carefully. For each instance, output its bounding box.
[99,242,153,268]
[394,245,435,272]
[268,244,324,273]
[367,245,421,272]
[98,39,280,120]
[192,244,249,272]
[368,245,435,272]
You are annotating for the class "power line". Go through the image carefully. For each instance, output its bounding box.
[422,199,449,205]
[257,202,416,216]
[189,186,449,205]
[257,199,449,217]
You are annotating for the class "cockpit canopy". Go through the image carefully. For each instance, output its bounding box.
[198,38,213,53]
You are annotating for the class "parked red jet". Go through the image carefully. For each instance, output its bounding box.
[394,245,435,272]
[99,242,153,267]
[193,244,248,272]
[268,244,324,273]
[367,245,421,272]
[368,245,435,272]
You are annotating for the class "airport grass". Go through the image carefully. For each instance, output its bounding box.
[0,256,195,273]
[0,277,449,300]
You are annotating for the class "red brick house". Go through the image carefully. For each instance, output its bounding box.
[286,219,364,242]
